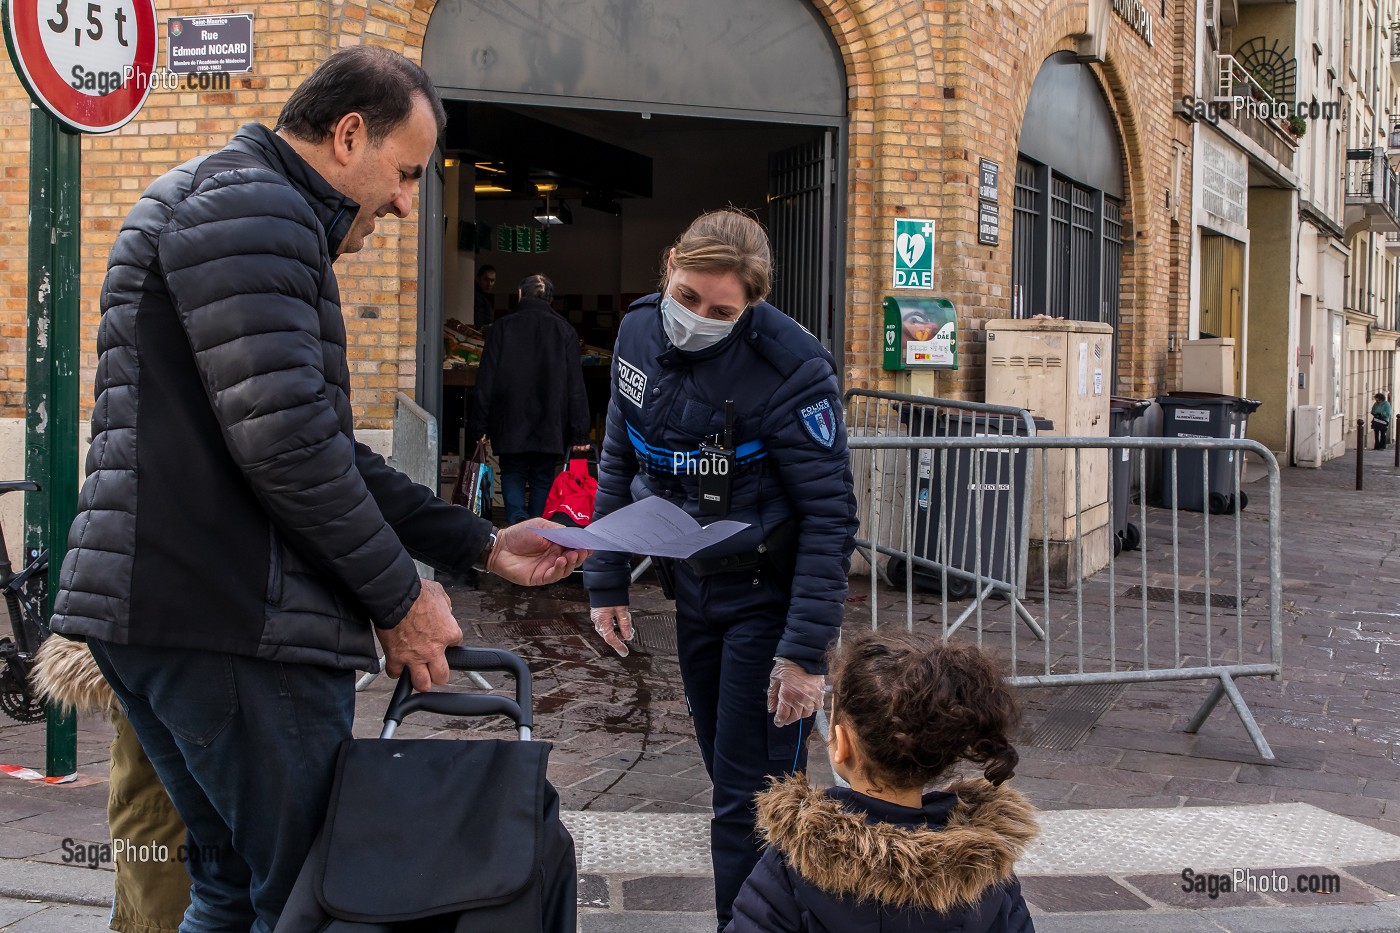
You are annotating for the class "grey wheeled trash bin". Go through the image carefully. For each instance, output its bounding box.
[1154,392,1262,514]
[889,410,1049,599]
[1109,397,1150,553]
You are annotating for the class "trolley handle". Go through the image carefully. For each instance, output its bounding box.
[382,647,534,739]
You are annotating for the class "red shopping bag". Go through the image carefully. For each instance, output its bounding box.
[543,457,597,527]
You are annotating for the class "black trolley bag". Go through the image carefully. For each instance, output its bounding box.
[274,647,577,933]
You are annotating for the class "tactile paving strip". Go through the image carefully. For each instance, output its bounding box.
[563,804,1400,877]
[564,812,712,874]
[1017,804,1400,875]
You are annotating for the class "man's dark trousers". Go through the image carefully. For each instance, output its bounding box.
[671,563,812,932]
[499,452,559,524]
[88,639,354,933]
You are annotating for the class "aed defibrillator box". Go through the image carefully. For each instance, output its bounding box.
[882,297,958,371]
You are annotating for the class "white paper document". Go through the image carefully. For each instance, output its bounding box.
[534,496,750,558]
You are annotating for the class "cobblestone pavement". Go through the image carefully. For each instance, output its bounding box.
[0,451,1396,930]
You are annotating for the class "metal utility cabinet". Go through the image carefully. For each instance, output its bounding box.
[985,319,1114,585]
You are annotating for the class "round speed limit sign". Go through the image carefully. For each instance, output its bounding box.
[2,0,156,133]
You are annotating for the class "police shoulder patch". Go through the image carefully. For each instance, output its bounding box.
[798,397,838,449]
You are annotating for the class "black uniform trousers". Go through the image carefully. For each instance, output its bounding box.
[671,560,813,931]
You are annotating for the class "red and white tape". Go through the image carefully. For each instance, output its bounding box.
[0,764,75,784]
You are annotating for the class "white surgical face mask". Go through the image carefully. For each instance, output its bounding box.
[660,294,738,352]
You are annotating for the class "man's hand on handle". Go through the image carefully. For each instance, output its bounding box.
[591,606,633,657]
[377,578,462,692]
[490,518,590,586]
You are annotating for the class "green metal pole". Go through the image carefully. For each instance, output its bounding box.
[23,106,79,778]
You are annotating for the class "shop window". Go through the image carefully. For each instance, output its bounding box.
[1011,157,1121,325]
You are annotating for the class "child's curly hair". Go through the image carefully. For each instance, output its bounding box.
[829,630,1021,790]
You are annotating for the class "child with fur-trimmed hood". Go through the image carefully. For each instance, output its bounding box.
[725,632,1038,933]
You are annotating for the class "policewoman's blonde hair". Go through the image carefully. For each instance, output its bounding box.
[663,209,773,306]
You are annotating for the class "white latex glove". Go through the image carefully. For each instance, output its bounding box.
[766,658,825,728]
[591,606,633,657]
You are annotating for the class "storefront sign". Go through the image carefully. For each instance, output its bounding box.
[167,14,252,74]
[882,296,957,370]
[892,218,935,289]
[978,200,999,246]
[3,0,157,132]
[1112,0,1154,47]
[978,159,998,201]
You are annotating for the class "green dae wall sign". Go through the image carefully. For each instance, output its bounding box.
[892,218,935,289]
[883,296,957,370]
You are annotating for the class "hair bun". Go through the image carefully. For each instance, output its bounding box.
[978,739,1019,786]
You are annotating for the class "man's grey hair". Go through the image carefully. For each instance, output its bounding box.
[519,274,555,303]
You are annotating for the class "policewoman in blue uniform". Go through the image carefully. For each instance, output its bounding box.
[585,210,858,930]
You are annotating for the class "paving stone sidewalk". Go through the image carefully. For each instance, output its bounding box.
[0,451,1396,931]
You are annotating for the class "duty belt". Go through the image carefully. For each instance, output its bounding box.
[683,519,798,579]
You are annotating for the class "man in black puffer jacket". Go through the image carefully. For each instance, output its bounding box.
[50,47,586,933]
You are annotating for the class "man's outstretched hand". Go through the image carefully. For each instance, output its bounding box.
[489,518,590,585]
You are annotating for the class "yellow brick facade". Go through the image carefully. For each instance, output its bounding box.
[0,0,1195,427]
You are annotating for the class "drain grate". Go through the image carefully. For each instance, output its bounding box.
[1025,683,1127,750]
[1122,585,1240,609]
[496,618,586,638]
[631,611,678,655]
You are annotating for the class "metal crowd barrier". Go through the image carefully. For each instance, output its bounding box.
[843,393,1284,761]
[845,390,1043,639]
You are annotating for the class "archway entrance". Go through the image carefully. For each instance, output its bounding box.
[1011,52,1127,377]
[417,0,848,460]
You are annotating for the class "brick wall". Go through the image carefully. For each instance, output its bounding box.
[0,0,1194,426]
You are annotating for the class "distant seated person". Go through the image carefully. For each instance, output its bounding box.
[473,264,496,330]
[468,273,590,525]
[1373,392,1393,450]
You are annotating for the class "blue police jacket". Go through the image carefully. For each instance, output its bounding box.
[584,293,858,672]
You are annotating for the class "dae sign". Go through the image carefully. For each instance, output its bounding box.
[2,0,157,132]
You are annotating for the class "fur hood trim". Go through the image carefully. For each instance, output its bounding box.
[31,637,115,714]
[755,774,1039,913]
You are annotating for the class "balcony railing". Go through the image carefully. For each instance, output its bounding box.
[1214,53,1276,106]
[1346,148,1400,232]
[1392,24,1400,60]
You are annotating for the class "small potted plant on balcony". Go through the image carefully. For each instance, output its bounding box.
[1288,115,1307,138]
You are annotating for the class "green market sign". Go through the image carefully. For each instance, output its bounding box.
[892,218,935,289]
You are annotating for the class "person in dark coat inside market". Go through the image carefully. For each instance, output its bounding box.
[586,209,859,930]
[473,263,496,330]
[468,273,592,524]
[725,631,1039,933]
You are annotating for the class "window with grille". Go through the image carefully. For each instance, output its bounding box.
[1011,156,1122,329]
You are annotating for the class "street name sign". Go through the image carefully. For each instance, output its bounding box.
[167,14,252,75]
